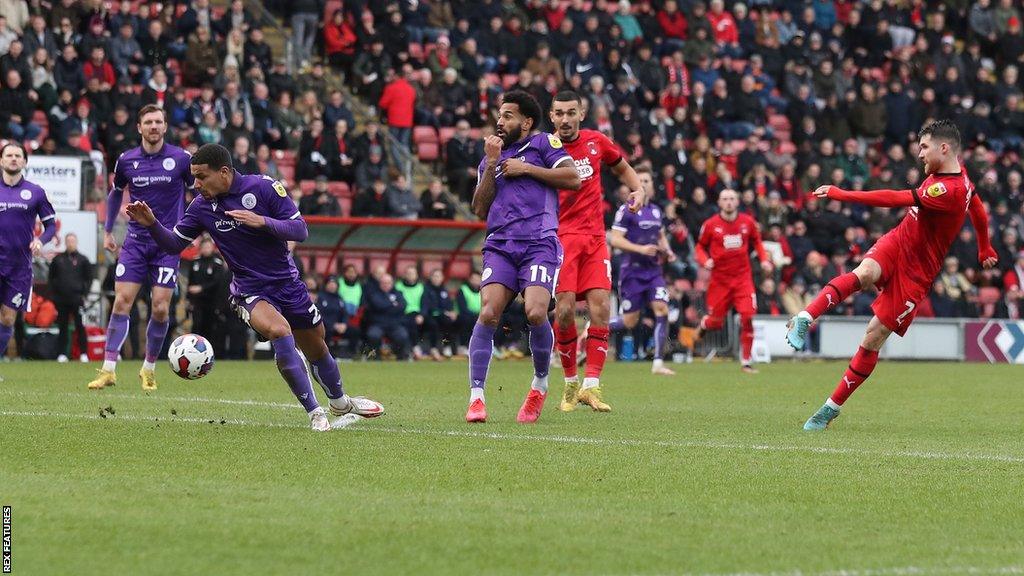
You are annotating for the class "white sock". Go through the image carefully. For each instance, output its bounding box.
[797,310,813,321]
[581,377,599,390]
[308,406,325,417]
[329,395,351,411]
[825,398,842,411]
[102,360,117,372]
[470,387,485,402]
[142,360,156,372]
[652,358,665,370]
[564,376,578,385]
[531,375,549,393]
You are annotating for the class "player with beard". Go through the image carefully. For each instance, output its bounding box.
[548,90,646,413]
[787,120,998,430]
[89,104,194,391]
[465,90,581,424]
[0,143,56,376]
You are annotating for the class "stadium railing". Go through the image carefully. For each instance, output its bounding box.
[300,216,486,279]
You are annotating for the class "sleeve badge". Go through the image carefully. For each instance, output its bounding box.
[926,182,947,197]
[547,134,563,149]
[272,180,288,197]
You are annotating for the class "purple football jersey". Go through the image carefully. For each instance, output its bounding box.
[0,177,55,267]
[171,172,301,294]
[109,143,194,238]
[477,132,572,240]
[612,203,664,270]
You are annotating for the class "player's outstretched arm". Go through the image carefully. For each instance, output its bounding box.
[968,194,999,269]
[609,229,659,257]
[814,185,915,208]
[126,201,191,255]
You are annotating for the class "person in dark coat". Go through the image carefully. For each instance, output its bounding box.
[186,237,225,349]
[363,273,410,360]
[420,269,457,359]
[48,233,93,361]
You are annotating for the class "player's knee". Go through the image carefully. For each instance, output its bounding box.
[622,314,639,329]
[0,308,15,326]
[525,307,548,326]
[477,305,501,327]
[264,323,292,340]
[150,303,170,322]
[554,303,575,327]
[702,315,724,331]
[111,295,132,315]
[854,260,881,290]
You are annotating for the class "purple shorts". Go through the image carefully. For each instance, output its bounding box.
[0,262,32,311]
[117,234,180,288]
[231,278,322,338]
[481,236,563,295]
[618,265,668,314]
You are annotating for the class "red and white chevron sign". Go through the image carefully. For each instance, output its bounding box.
[964,321,1024,364]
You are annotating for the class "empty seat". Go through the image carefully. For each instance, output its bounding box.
[417,142,439,162]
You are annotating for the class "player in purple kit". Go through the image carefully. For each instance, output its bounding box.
[89,105,194,391]
[466,90,581,424]
[0,143,56,376]
[608,167,677,376]
[125,143,384,431]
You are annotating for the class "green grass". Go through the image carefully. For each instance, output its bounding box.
[1,359,1023,575]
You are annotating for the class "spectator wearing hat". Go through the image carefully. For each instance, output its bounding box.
[300,176,342,217]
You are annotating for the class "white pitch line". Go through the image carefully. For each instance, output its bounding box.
[2,408,1024,464]
[684,565,1024,576]
[0,389,297,410]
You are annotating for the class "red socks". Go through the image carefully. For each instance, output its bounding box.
[830,346,879,406]
[584,326,610,378]
[739,316,754,364]
[806,272,862,319]
[555,321,578,379]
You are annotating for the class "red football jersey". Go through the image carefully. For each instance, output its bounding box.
[892,171,975,283]
[697,213,765,279]
[558,129,623,237]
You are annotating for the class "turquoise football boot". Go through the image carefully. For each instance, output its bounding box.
[803,404,840,431]
[786,312,812,350]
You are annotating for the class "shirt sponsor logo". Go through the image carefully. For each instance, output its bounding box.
[132,175,173,188]
[214,219,240,232]
[573,158,595,179]
[723,234,743,249]
[0,202,29,211]
[162,158,176,171]
[19,190,31,200]
[241,193,257,209]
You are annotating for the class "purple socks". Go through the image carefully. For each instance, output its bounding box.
[468,323,495,391]
[653,315,668,359]
[272,334,320,412]
[528,321,553,378]
[145,318,169,364]
[104,313,130,363]
[309,353,344,400]
[0,323,12,357]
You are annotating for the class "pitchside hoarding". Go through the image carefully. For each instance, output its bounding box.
[964,321,1024,364]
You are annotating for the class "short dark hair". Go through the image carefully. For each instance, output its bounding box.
[0,142,27,158]
[191,143,233,170]
[501,90,542,129]
[919,119,961,151]
[137,104,166,122]
[553,90,582,104]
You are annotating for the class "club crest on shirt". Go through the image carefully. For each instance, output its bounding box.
[116,263,125,277]
[272,181,287,197]
[19,189,31,200]
[547,134,563,149]
[926,182,947,197]
[481,267,492,281]
[242,193,257,209]
[587,141,598,156]
[163,158,176,171]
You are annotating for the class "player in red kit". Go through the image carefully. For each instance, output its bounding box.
[787,120,999,430]
[548,91,645,413]
[693,189,773,373]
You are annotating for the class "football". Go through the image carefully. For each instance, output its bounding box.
[168,334,215,380]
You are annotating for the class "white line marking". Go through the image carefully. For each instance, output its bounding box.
[0,389,297,410]
[2,404,1023,464]
[686,566,1024,576]
[0,410,306,429]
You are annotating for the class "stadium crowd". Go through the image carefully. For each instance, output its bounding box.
[3,0,1024,361]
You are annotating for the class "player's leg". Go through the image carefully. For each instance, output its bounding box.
[0,304,16,361]
[294,324,384,420]
[466,282,514,422]
[518,284,555,423]
[243,299,328,426]
[694,279,729,360]
[138,285,174,391]
[649,298,676,376]
[579,238,614,391]
[734,284,758,373]
[553,234,582,387]
[803,316,890,431]
[787,257,883,350]
[89,280,142,389]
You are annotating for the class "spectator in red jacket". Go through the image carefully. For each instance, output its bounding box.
[324,9,359,79]
[379,66,417,172]
[707,0,741,57]
[82,46,114,91]
[657,0,687,54]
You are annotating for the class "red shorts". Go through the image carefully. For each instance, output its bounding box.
[704,276,757,321]
[555,233,612,300]
[865,232,929,337]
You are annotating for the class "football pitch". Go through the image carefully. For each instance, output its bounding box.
[1,359,1022,575]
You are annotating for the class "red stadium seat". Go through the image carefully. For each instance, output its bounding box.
[413,126,438,144]
[448,259,472,279]
[339,196,352,217]
[327,182,351,198]
[394,258,418,274]
[408,43,424,62]
[778,141,797,155]
[501,74,517,90]
[417,142,439,162]
[469,128,482,140]
[299,180,316,195]
[439,127,456,147]
[324,0,342,20]
[277,163,295,183]
[422,258,445,276]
